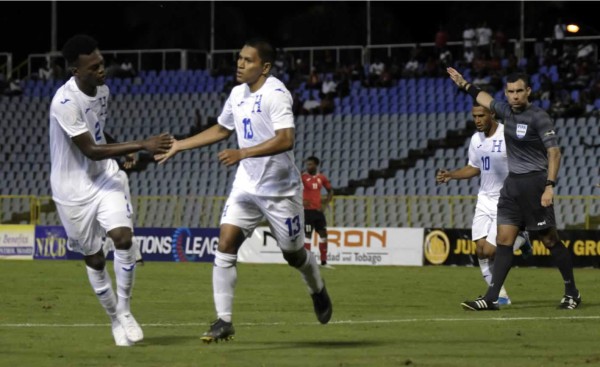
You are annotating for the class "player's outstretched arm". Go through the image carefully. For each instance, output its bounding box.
[218,128,294,167]
[72,132,173,161]
[154,124,233,164]
[446,67,494,110]
[436,166,480,184]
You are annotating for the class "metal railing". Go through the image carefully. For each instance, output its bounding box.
[14,34,600,80]
[0,52,12,79]
[211,45,364,75]
[2,195,598,230]
[26,49,209,79]
[364,35,600,64]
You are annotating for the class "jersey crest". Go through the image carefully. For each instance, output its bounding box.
[516,123,527,139]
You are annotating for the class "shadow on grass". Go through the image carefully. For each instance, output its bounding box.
[138,335,198,346]
[506,299,599,310]
[226,340,389,353]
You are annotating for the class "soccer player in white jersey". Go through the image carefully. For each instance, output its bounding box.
[436,104,531,305]
[155,38,332,343]
[50,35,173,346]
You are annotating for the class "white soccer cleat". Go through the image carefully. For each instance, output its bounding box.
[112,320,134,347]
[117,312,144,343]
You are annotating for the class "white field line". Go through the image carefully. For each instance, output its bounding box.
[1,315,600,328]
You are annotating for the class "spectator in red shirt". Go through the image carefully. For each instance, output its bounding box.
[435,25,449,57]
[302,156,334,268]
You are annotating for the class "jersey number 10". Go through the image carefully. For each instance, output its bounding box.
[481,156,490,171]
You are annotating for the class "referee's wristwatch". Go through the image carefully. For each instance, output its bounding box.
[545,180,556,187]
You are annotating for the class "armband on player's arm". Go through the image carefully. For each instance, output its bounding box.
[464,83,482,99]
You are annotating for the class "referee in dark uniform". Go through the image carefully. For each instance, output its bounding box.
[447,67,581,310]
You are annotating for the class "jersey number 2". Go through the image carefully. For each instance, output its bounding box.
[94,121,102,142]
[242,118,253,139]
[285,215,301,237]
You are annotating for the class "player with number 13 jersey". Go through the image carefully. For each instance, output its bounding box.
[155,39,331,343]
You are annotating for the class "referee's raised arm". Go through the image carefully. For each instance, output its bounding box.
[447,67,494,111]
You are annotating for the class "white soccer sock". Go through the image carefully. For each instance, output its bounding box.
[514,235,526,251]
[296,249,324,294]
[86,266,117,320]
[213,251,237,323]
[499,285,509,299]
[478,258,493,286]
[114,247,136,315]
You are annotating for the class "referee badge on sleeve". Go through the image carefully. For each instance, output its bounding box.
[516,123,528,139]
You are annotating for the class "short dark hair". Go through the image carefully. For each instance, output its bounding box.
[244,38,276,65]
[506,73,530,88]
[62,34,98,65]
[306,156,320,166]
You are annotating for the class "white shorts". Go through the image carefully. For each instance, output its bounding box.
[471,196,499,246]
[55,171,134,256]
[221,188,304,252]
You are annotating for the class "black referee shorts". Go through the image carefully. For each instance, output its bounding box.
[497,171,556,231]
[304,209,327,235]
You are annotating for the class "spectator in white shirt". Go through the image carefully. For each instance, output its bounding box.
[476,21,493,57]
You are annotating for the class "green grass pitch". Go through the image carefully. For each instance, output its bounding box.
[1,261,599,367]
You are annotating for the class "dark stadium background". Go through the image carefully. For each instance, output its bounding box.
[1,1,597,59]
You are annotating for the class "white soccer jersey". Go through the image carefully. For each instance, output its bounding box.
[218,76,301,197]
[49,77,119,205]
[468,123,508,201]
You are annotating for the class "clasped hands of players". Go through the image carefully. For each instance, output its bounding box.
[123,132,173,170]
[143,133,174,154]
[153,138,248,167]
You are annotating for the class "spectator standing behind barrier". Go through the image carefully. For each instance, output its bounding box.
[553,18,567,55]
[38,58,53,80]
[368,58,385,86]
[476,21,493,58]
[435,25,449,57]
[320,75,337,99]
[306,68,321,90]
[463,23,476,52]
[120,59,136,78]
[534,21,546,59]
[493,26,507,59]
[463,48,475,67]
[4,77,22,97]
[403,56,420,78]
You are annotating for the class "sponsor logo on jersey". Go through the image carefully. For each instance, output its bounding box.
[516,123,528,139]
[544,129,556,137]
[60,99,70,104]
[423,230,450,265]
